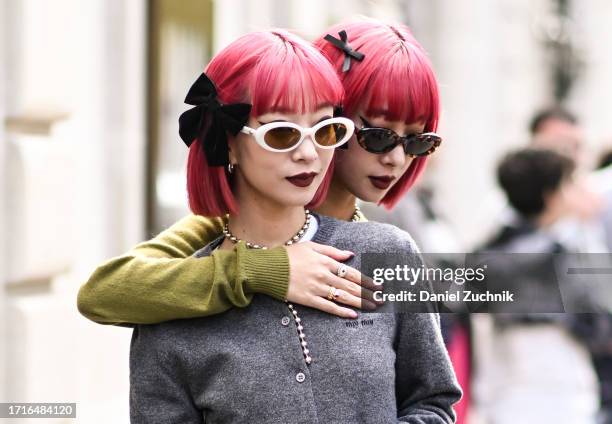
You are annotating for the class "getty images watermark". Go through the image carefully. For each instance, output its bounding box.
[370,263,514,303]
[360,252,612,313]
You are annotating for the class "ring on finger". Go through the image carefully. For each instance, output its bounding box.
[327,286,339,301]
[336,264,348,278]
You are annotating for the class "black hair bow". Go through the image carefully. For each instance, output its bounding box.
[178,72,252,166]
[324,30,365,72]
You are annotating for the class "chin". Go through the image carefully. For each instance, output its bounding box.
[279,192,316,208]
[354,186,382,204]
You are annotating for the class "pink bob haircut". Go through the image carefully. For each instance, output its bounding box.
[314,19,441,210]
[187,30,344,217]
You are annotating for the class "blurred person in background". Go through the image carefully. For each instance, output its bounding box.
[592,145,612,251]
[529,107,607,251]
[478,148,599,424]
[597,147,612,171]
[532,110,612,424]
[529,107,587,168]
[585,146,612,424]
[473,106,606,252]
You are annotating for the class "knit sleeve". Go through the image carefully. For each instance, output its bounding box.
[389,231,462,423]
[395,313,462,423]
[76,214,289,325]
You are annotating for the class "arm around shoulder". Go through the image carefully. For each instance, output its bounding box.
[77,214,290,325]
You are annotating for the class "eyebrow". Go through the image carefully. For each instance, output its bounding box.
[365,108,427,124]
[365,109,390,119]
[270,103,333,114]
[258,115,332,126]
[258,119,286,125]
[360,115,424,136]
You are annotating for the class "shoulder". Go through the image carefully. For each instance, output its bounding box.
[316,214,421,254]
[165,214,224,236]
[192,235,225,258]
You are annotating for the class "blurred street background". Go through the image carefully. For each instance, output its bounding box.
[1,0,612,422]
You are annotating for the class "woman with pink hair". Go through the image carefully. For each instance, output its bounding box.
[128,28,460,423]
[77,18,445,324]
[314,19,440,216]
[81,20,462,419]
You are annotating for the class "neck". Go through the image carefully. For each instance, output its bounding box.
[314,176,357,221]
[535,208,562,229]
[227,185,307,248]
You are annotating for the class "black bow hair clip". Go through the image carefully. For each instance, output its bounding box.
[178,72,252,166]
[324,30,365,72]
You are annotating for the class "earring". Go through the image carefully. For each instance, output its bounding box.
[227,163,234,174]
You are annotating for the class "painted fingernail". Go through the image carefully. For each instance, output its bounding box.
[350,310,358,319]
[366,301,377,310]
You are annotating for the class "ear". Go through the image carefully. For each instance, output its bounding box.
[227,134,238,165]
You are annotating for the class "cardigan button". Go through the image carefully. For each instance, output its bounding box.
[281,316,291,326]
[295,372,306,383]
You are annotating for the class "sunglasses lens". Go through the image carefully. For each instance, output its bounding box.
[263,127,302,150]
[404,134,440,156]
[357,129,397,153]
[314,123,348,147]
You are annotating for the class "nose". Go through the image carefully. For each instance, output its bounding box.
[380,144,406,168]
[291,135,318,163]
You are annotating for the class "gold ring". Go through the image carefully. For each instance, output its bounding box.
[327,286,337,301]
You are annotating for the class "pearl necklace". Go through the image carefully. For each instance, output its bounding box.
[351,205,361,222]
[222,210,311,249]
[222,209,313,365]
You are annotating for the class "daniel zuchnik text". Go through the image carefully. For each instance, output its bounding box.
[373,290,515,303]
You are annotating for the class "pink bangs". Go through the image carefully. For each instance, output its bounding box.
[207,30,344,115]
[357,48,439,132]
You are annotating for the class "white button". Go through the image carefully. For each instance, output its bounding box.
[281,316,291,326]
[295,372,306,383]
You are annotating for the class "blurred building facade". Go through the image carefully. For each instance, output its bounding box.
[1,0,612,423]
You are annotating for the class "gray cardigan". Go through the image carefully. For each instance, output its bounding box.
[130,215,462,423]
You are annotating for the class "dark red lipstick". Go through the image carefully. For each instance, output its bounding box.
[286,172,317,188]
[368,175,395,190]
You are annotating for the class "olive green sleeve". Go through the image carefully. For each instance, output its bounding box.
[76,214,290,326]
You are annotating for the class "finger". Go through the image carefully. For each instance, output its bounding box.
[327,260,363,285]
[318,285,359,309]
[335,288,378,311]
[324,260,383,305]
[324,260,378,292]
[309,242,354,261]
[326,276,378,310]
[359,274,379,292]
[310,296,359,319]
[325,272,361,297]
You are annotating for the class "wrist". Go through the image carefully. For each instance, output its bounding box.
[238,243,290,300]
